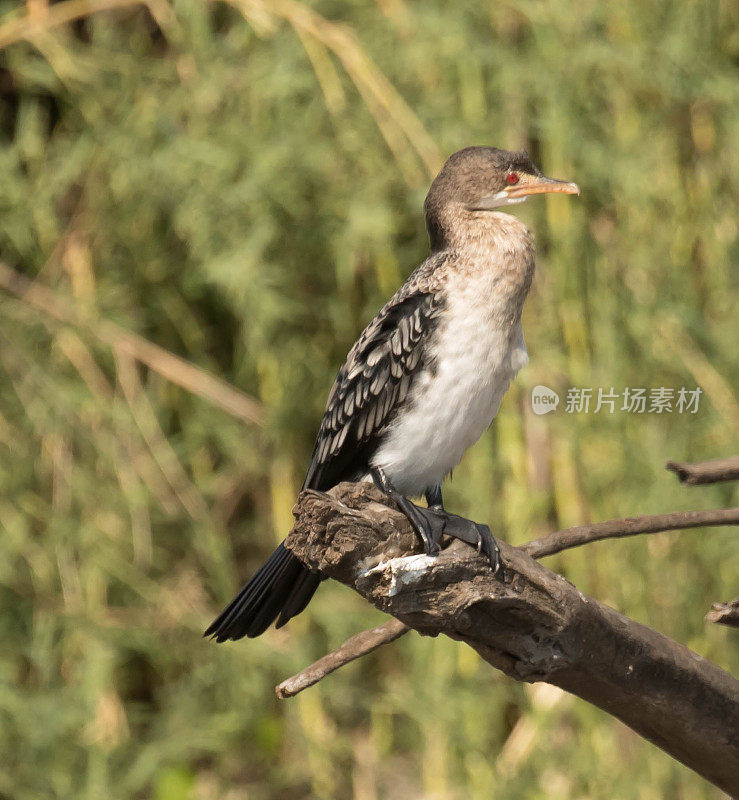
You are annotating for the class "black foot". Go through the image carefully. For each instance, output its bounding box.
[370,468,442,556]
[371,469,502,574]
[435,509,502,574]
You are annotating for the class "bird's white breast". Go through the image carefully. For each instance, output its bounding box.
[370,268,529,496]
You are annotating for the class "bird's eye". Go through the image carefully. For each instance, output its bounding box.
[506,172,519,185]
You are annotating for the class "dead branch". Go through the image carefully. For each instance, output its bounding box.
[280,482,738,796]
[706,599,739,628]
[521,506,738,559]
[666,456,739,485]
[277,502,737,698]
[276,618,408,698]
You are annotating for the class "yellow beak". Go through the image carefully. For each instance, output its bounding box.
[505,176,580,198]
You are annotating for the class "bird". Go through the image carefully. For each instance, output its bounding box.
[205,146,579,641]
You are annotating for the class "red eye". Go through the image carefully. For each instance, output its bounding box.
[506,172,519,185]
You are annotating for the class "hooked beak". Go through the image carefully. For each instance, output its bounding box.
[505,176,580,199]
[473,175,580,210]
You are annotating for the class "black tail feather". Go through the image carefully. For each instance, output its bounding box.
[204,543,319,641]
[275,569,322,629]
[205,544,289,639]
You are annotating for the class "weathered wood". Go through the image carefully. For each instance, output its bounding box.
[666,456,739,486]
[284,482,739,797]
[706,599,739,628]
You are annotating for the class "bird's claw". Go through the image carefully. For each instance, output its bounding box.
[474,521,502,575]
[369,469,502,575]
[424,539,441,557]
[404,504,503,576]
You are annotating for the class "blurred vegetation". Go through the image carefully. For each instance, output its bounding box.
[0,0,737,797]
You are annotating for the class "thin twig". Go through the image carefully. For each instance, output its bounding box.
[706,599,739,628]
[276,501,738,697]
[275,618,408,698]
[520,507,738,560]
[666,456,739,486]
[0,261,264,426]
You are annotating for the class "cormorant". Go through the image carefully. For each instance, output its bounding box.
[205,146,579,641]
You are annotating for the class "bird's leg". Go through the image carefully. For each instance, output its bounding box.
[424,485,502,573]
[370,468,442,556]
[425,484,444,511]
[370,469,501,573]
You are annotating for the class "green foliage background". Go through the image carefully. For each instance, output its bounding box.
[0,0,737,797]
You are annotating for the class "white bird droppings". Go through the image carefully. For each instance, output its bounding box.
[362,553,438,596]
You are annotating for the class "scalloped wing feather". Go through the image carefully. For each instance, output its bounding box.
[303,290,443,491]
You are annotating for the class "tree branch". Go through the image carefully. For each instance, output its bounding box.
[280,482,739,796]
[706,599,739,628]
[666,456,739,485]
[276,618,408,698]
[521,506,738,559]
[278,500,737,699]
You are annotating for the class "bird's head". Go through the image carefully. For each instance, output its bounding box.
[424,146,579,249]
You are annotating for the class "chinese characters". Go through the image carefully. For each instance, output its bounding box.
[563,387,702,414]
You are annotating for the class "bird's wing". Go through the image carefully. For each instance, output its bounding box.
[303,290,443,491]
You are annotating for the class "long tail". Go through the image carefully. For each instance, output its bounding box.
[204,543,321,641]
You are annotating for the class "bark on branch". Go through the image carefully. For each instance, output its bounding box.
[521,506,738,559]
[706,599,739,628]
[666,456,739,485]
[283,482,739,796]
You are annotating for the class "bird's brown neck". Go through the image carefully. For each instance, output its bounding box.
[427,204,531,253]
[433,209,536,328]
